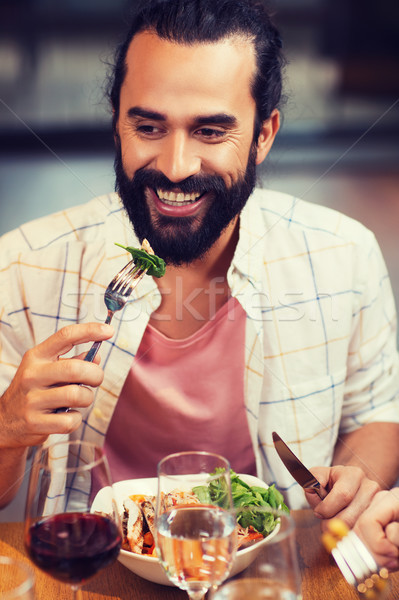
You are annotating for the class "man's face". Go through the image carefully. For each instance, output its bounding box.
[115,31,262,265]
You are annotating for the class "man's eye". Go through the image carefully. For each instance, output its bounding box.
[196,128,226,140]
[136,124,163,136]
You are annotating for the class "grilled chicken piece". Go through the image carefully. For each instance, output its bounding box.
[123,498,144,554]
[141,238,155,255]
[140,496,156,537]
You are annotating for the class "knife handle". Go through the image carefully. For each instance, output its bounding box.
[307,481,328,500]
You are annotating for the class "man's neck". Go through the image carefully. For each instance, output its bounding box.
[164,216,239,281]
[149,217,239,338]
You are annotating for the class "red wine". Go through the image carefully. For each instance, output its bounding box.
[26,512,121,585]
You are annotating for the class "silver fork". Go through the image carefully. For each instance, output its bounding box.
[84,259,148,363]
[54,259,148,413]
[323,524,390,598]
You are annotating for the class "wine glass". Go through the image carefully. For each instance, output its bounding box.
[155,451,237,600]
[24,440,122,600]
[210,507,302,600]
[0,556,35,600]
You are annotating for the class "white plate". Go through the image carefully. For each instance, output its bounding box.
[93,474,280,586]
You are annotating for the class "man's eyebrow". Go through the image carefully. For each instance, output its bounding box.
[127,106,166,121]
[127,107,237,127]
[194,113,237,127]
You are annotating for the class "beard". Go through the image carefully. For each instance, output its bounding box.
[114,143,257,266]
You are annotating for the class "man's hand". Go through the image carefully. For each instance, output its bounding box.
[0,323,114,449]
[304,465,380,529]
[354,488,399,570]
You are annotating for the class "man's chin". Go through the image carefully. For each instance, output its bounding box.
[139,228,212,266]
[123,194,242,266]
[124,194,214,265]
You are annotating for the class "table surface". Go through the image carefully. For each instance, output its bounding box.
[1,511,398,599]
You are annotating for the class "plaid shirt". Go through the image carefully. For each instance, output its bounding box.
[1,189,398,509]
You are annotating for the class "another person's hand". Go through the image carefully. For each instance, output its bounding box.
[304,465,380,529]
[0,323,114,449]
[354,488,399,571]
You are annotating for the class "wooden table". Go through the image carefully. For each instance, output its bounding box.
[1,511,399,599]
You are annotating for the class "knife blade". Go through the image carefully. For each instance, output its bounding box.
[272,431,328,499]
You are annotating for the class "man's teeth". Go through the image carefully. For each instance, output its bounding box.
[156,189,201,205]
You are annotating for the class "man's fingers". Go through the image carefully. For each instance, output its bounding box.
[308,467,330,488]
[386,522,399,548]
[328,477,380,528]
[304,489,323,510]
[73,351,102,364]
[41,410,83,435]
[315,466,364,517]
[33,323,114,360]
[20,385,94,430]
[25,384,91,435]
[354,491,399,568]
[40,383,95,413]
[14,405,84,438]
[320,492,378,528]
[370,487,399,526]
[306,465,380,528]
[303,467,330,510]
[29,357,105,389]
[18,361,103,392]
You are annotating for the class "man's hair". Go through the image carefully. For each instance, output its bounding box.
[108,0,284,138]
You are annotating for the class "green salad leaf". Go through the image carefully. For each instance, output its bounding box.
[193,469,289,538]
[115,243,166,278]
[193,468,231,509]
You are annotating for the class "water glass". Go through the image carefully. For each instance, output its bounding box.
[0,556,35,600]
[211,508,302,600]
[155,451,236,600]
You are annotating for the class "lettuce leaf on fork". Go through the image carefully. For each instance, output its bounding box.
[115,242,166,278]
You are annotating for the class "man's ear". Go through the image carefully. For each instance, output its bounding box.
[255,109,280,165]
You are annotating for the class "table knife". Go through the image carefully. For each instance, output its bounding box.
[272,431,328,499]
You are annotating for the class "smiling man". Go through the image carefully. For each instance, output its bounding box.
[113,29,276,267]
[1,0,399,528]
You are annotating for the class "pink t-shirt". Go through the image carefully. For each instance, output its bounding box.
[104,296,256,480]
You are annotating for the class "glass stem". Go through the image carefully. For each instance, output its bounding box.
[71,584,82,600]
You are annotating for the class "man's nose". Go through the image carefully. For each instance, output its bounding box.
[155,131,201,183]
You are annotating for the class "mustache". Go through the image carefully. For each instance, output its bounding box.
[129,168,229,196]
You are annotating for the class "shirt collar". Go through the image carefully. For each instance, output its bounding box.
[230,191,265,289]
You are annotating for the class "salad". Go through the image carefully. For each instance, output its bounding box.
[121,471,288,557]
[193,469,289,538]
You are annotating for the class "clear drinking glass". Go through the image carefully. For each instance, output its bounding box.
[24,440,122,600]
[210,508,302,600]
[155,451,237,600]
[0,556,35,600]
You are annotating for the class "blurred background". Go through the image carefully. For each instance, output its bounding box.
[0,0,398,519]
